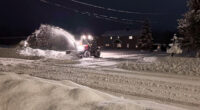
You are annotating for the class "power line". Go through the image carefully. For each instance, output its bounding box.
[40,0,146,24]
[70,0,161,15]
[0,36,27,39]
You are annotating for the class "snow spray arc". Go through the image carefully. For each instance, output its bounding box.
[26,24,77,51]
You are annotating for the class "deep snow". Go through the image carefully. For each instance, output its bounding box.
[0,72,187,110]
[118,56,200,76]
[0,47,200,110]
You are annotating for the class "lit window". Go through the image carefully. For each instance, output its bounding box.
[117,43,122,48]
[118,36,120,39]
[105,44,110,47]
[110,36,112,40]
[129,36,133,40]
[127,44,130,48]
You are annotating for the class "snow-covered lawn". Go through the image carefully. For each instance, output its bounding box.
[118,56,200,76]
[1,46,200,76]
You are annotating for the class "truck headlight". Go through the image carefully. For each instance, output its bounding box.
[88,35,93,40]
[81,35,87,40]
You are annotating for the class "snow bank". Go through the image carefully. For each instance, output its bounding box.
[75,58,117,68]
[0,47,42,60]
[19,47,77,60]
[142,57,157,63]
[0,72,186,110]
[118,57,200,76]
[0,46,77,60]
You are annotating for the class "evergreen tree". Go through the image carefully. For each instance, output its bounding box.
[137,20,153,50]
[178,0,200,57]
[167,34,183,56]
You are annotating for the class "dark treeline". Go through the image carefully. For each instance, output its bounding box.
[0,30,176,46]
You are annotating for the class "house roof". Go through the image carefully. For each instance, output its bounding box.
[102,29,141,37]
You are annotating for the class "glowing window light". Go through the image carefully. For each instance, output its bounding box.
[105,44,110,47]
[129,36,133,40]
[127,43,130,48]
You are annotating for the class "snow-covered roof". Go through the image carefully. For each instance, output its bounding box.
[102,29,141,37]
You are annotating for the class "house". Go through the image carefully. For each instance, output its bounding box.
[100,29,141,49]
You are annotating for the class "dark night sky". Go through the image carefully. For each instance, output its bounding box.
[0,0,187,37]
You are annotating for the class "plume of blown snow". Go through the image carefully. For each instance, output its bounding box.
[18,24,80,59]
[26,24,77,51]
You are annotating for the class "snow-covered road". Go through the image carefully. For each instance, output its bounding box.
[0,48,200,110]
[75,50,159,68]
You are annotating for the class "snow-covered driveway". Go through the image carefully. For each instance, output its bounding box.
[75,50,159,68]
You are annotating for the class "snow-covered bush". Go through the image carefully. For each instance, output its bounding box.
[167,34,183,56]
[167,44,182,54]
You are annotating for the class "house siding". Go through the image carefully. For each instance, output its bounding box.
[99,35,139,49]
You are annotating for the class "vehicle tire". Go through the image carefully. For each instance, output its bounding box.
[94,51,101,58]
[83,51,91,58]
